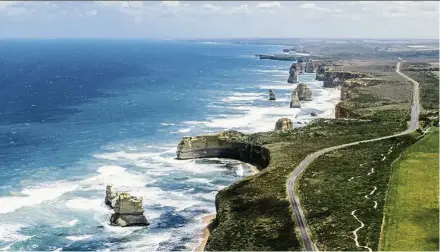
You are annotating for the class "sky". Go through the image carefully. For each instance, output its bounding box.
[0,1,439,39]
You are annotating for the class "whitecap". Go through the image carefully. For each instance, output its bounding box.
[65,234,93,241]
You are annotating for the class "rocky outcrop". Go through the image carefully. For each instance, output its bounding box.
[335,103,360,118]
[110,193,150,227]
[295,83,312,101]
[320,71,369,88]
[311,111,317,116]
[274,118,293,131]
[287,63,299,83]
[269,89,276,100]
[315,62,329,80]
[305,60,317,73]
[297,59,304,74]
[176,130,270,169]
[290,90,301,108]
[105,185,119,208]
[105,186,150,227]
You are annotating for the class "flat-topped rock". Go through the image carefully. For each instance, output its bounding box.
[105,186,150,227]
[176,130,270,169]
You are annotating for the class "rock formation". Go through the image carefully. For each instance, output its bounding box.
[305,60,317,73]
[110,193,150,227]
[311,111,317,116]
[319,71,369,88]
[274,118,293,131]
[290,90,301,108]
[297,59,304,74]
[335,102,360,118]
[268,89,276,100]
[105,185,119,208]
[287,63,299,83]
[176,130,270,169]
[105,186,150,227]
[295,83,312,101]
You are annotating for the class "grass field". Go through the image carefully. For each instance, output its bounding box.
[379,128,439,251]
[296,134,418,250]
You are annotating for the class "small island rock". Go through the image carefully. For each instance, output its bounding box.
[268,89,276,100]
[275,118,293,131]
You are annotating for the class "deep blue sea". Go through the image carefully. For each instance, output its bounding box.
[0,40,339,251]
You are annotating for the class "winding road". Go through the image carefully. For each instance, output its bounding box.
[286,61,420,251]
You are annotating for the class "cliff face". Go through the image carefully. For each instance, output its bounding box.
[176,130,270,169]
[320,71,369,88]
[304,60,317,73]
[335,102,359,118]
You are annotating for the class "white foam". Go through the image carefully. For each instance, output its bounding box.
[65,234,93,241]
[0,181,78,214]
[0,224,32,243]
[66,219,79,226]
[80,165,151,190]
[65,198,109,213]
[160,123,175,126]
[236,164,244,177]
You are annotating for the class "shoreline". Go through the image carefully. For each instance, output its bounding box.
[193,163,259,252]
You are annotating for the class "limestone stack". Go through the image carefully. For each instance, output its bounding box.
[305,60,317,73]
[297,59,305,74]
[268,89,276,100]
[274,118,293,131]
[105,186,150,227]
[296,83,312,101]
[287,63,299,83]
[290,90,301,108]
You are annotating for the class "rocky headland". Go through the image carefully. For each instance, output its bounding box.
[176,130,270,169]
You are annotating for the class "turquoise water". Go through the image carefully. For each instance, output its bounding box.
[0,40,338,251]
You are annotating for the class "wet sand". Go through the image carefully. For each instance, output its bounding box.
[194,214,216,252]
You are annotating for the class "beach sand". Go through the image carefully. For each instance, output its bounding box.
[194,214,216,252]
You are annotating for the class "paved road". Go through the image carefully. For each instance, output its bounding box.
[287,61,420,251]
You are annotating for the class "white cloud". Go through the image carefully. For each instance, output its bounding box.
[202,4,222,11]
[300,3,332,12]
[256,2,281,9]
[161,1,180,8]
[228,4,251,15]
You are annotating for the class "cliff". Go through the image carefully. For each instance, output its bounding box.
[319,71,369,88]
[176,130,270,169]
[335,102,360,118]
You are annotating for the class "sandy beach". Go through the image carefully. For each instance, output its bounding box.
[194,214,216,252]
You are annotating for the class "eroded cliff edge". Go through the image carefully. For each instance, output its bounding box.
[176,130,270,169]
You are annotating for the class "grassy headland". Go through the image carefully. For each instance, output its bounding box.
[297,133,419,250]
[379,128,439,251]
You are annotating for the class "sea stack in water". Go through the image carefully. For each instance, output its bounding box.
[105,185,119,208]
[297,59,305,74]
[295,83,312,101]
[287,63,299,83]
[105,186,150,227]
[268,89,276,100]
[290,90,301,108]
[305,60,317,73]
[274,118,293,131]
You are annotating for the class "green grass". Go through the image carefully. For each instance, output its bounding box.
[205,119,409,251]
[403,71,439,110]
[296,134,419,250]
[379,128,439,251]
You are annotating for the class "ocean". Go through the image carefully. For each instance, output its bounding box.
[0,40,339,251]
